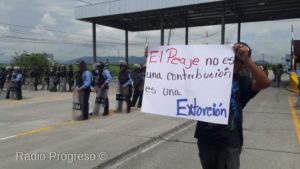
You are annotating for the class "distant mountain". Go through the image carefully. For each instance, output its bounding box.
[62,56,146,65]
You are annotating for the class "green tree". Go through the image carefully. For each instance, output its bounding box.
[11,51,52,70]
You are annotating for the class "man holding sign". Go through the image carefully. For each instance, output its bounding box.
[142,42,270,169]
[194,43,271,169]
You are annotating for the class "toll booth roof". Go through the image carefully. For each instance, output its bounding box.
[75,0,300,31]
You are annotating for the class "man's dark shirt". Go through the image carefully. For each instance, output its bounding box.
[194,74,258,148]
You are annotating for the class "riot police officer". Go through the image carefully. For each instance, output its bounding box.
[59,65,67,92]
[0,67,6,91]
[54,66,60,91]
[93,61,112,116]
[67,65,74,92]
[131,64,144,108]
[30,67,39,91]
[117,61,132,113]
[49,67,57,92]
[6,68,22,100]
[41,66,49,90]
[73,60,92,120]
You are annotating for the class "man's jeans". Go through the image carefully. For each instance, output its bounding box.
[197,141,242,169]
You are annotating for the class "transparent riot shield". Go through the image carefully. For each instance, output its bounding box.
[28,78,34,91]
[59,77,66,92]
[4,80,9,90]
[92,88,106,116]
[9,82,18,100]
[49,77,56,92]
[23,78,28,90]
[40,78,47,90]
[72,90,84,120]
[115,87,128,113]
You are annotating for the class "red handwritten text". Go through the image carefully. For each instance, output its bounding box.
[148,48,200,69]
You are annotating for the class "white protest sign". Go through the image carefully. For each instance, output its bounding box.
[141,45,235,125]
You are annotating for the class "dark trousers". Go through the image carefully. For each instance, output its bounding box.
[131,88,143,107]
[197,141,241,169]
[103,97,109,115]
[126,95,131,113]
[34,78,38,91]
[138,91,143,107]
[46,79,49,90]
[0,79,4,91]
[126,85,132,113]
[68,80,74,92]
[5,87,11,98]
[17,83,22,100]
[82,90,90,120]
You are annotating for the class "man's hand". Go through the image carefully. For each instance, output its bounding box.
[233,43,251,63]
[122,84,127,88]
[76,87,82,92]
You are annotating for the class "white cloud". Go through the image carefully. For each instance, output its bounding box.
[37,1,74,17]
[31,25,55,37]
[0,26,10,33]
[41,13,57,25]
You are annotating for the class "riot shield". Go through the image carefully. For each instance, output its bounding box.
[59,77,66,92]
[9,81,18,100]
[28,78,34,91]
[40,78,47,90]
[92,88,106,116]
[4,80,9,90]
[115,87,128,113]
[72,90,84,120]
[23,78,28,90]
[49,77,57,92]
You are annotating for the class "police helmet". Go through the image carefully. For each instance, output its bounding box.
[133,64,141,69]
[119,60,127,68]
[77,60,87,70]
[98,61,105,68]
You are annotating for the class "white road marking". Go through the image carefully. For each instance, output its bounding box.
[0,135,16,141]
[141,122,195,153]
[106,122,195,169]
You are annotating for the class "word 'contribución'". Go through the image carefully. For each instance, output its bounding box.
[148,47,235,69]
[146,67,232,81]
[176,98,227,118]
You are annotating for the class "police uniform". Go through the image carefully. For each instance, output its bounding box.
[117,62,132,113]
[67,66,74,92]
[6,71,22,99]
[95,63,112,115]
[74,67,92,120]
[131,65,144,108]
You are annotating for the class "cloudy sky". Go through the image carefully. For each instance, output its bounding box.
[0,0,300,64]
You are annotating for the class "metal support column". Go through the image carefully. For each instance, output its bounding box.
[125,29,128,64]
[237,21,241,43]
[185,19,189,45]
[221,2,225,44]
[161,16,164,46]
[92,22,97,63]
